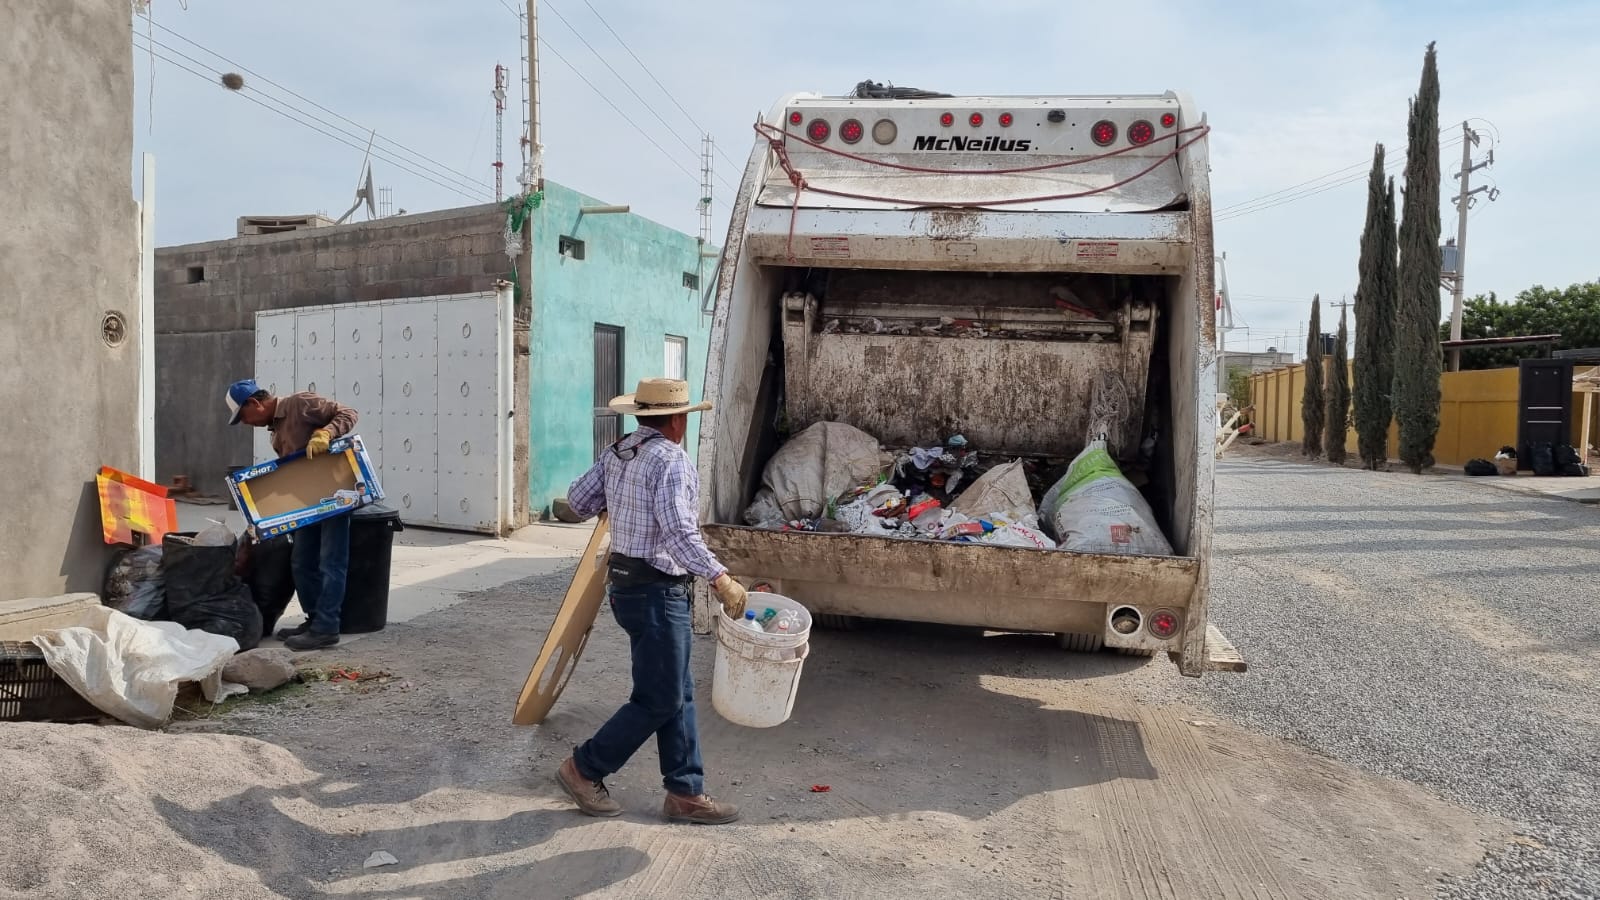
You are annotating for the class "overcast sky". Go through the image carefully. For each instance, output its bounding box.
[132,0,1600,355]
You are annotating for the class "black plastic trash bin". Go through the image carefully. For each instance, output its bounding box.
[341,504,403,634]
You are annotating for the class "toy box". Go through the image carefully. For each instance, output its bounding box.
[225,434,384,539]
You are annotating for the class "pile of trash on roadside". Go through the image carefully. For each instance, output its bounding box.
[1463,444,1590,478]
[743,421,1174,556]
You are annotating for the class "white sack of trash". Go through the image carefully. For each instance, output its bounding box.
[32,606,246,729]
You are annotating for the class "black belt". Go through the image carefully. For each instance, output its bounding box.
[607,554,693,588]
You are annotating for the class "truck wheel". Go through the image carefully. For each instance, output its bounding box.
[814,614,863,631]
[1055,632,1104,653]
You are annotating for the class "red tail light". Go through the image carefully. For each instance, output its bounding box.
[839,119,865,144]
[1148,609,1181,639]
[940,112,955,127]
[1090,120,1117,146]
[969,112,984,127]
[1128,120,1155,145]
[806,119,831,143]
[998,112,1014,127]
[789,111,803,126]
[1160,112,1177,128]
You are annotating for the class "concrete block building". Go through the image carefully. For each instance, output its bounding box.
[1,1,142,600]
[155,181,712,524]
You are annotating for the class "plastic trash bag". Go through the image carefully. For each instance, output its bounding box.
[104,545,165,619]
[161,532,263,651]
[744,422,884,523]
[949,460,1035,523]
[194,518,236,547]
[1039,440,1173,556]
[980,523,1057,550]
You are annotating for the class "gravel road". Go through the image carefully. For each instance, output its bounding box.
[1183,451,1600,899]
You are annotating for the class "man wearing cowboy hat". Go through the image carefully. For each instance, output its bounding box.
[555,377,748,825]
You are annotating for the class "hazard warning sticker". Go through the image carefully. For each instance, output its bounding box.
[1075,241,1121,262]
[809,237,851,258]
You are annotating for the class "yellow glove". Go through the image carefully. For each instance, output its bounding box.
[712,573,748,619]
[306,429,332,458]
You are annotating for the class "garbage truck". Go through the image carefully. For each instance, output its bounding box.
[694,86,1242,676]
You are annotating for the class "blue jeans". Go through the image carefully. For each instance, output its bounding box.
[291,513,351,635]
[573,579,704,797]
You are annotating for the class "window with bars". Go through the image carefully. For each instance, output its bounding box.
[593,324,625,460]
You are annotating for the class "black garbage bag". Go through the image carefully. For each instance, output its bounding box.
[1530,443,1557,477]
[1464,459,1497,476]
[240,535,296,638]
[160,533,263,651]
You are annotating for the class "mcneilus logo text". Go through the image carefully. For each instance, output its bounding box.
[912,135,1033,152]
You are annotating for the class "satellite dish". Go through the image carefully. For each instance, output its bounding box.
[334,133,378,224]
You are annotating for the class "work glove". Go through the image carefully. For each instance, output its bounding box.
[712,573,748,619]
[306,429,332,458]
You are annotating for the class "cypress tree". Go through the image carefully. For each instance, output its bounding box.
[1301,294,1324,456]
[1353,145,1398,470]
[1325,305,1351,463]
[1393,42,1443,473]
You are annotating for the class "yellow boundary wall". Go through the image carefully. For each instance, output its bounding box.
[1246,364,1597,467]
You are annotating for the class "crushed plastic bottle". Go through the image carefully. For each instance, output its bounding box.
[757,608,778,628]
[767,610,801,635]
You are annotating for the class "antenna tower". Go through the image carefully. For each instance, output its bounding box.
[492,63,509,201]
[698,135,714,247]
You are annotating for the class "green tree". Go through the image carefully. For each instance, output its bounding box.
[1325,305,1351,463]
[1354,146,1398,470]
[1393,42,1443,473]
[1302,294,1324,456]
[1439,281,1600,369]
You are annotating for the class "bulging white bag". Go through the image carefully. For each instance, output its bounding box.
[1039,440,1173,556]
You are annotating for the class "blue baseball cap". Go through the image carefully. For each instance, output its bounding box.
[225,379,261,425]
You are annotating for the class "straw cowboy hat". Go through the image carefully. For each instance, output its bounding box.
[608,378,713,416]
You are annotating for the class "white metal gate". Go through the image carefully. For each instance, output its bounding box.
[254,291,509,533]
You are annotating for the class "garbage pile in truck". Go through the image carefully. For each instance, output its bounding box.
[743,421,1174,557]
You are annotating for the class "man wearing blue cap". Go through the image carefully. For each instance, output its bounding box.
[225,379,359,651]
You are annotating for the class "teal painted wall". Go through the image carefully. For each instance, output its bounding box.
[527,181,715,515]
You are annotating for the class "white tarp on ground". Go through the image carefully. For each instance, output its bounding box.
[32,607,244,729]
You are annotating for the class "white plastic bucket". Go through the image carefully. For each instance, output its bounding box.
[711,592,811,728]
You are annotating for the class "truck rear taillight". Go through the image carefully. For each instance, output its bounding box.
[872,119,897,144]
[807,119,831,143]
[1149,609,1181,639]
[969,112,984,127]
[1160,112,1177,128]
[840,119,865,144]
[940,112,955,127]
[1128,120,1155,145]
[998,112,1014,127]
[789,111,803,126]
[1091,120,1117,147]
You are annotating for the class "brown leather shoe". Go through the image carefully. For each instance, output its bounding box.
[663,792,740,825]
[556,757,621,818]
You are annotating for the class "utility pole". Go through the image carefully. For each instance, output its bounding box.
[526,0,542,191]
[1214,253,1234,398]
[1445,121,1496,371]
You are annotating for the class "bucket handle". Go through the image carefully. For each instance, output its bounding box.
[794,642,809,661]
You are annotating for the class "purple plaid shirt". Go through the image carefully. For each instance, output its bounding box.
[567,427,727,581]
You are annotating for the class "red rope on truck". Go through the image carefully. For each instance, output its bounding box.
[756,121,1211,260]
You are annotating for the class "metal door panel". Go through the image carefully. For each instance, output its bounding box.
[381,301,439,524]
[254,311,297,463]
[294,310,336,397]
[334,305,384,472]
[436,296,501,530]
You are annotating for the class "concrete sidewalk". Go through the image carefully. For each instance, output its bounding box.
[176,502,593,644]
[1446,472,1600,505]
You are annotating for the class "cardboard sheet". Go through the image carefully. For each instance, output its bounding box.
[512,515,610,726]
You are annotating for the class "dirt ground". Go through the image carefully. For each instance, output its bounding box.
[3,560,1508,900]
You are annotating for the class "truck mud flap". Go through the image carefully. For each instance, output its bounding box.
[1169,623,1246,673]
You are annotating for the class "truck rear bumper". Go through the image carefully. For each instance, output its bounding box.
[704,524,1200,634]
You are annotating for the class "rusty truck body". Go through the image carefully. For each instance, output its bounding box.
[695,89,1241,676]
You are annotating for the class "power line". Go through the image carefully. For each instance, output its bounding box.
[1215,124,1462,217]
[574,0,746,174]
[132,39,486,203]
[147,20,491,195]
[1216,134,1465,222]
[540,1,737,194]
[535,36,703,188]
